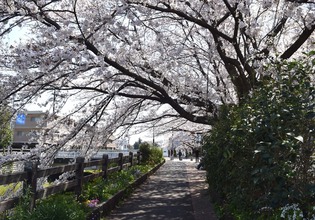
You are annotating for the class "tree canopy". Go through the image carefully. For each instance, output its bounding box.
[0,0,314,161]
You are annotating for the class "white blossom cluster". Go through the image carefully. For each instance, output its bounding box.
[280,204,315,220]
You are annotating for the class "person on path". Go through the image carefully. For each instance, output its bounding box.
[179,151,183,161]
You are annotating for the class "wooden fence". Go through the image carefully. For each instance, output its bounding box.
[0,151,141,213]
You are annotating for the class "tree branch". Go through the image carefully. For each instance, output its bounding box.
[280,23,315,59]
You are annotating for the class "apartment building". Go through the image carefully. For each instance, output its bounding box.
[12,111,47,148]
[12,111,120,152]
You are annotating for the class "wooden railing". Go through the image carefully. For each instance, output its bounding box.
[0,151,141,213]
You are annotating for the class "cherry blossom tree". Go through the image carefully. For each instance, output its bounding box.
[0,0,314,163]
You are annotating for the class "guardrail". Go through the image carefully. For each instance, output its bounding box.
[0,151,141,213]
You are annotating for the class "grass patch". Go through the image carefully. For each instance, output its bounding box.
[0,182,22,196]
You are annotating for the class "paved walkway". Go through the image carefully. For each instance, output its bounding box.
[106,158,218,220]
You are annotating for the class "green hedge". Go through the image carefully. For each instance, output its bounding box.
[139,142,163,166]
[204,54,315,219]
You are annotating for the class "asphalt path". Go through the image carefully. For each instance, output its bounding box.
[106,158,217,220]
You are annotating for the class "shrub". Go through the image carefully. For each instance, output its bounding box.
[149,146,163,165]
[204,54,315,218]
[139,142,163,165]
[139,142,151,164]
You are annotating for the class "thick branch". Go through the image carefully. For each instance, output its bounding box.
[281,23,315,59]
[128,1,233,43]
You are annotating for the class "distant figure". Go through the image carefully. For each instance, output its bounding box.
[170,150,174,160]
[195,149,200,162]
[178,151,183,161]
[196,157,205,170]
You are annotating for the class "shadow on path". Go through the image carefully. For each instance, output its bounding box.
[106,159,217,220]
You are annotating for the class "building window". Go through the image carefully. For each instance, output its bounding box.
[17,131,26,136]
[31,117,42,122]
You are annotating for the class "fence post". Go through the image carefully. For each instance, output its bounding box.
[118,153,123,171]
[137,151,141,165]
[24,159,38,211]
[102,154,109,180]
[75,157,85,200]
[129,152,133,167]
